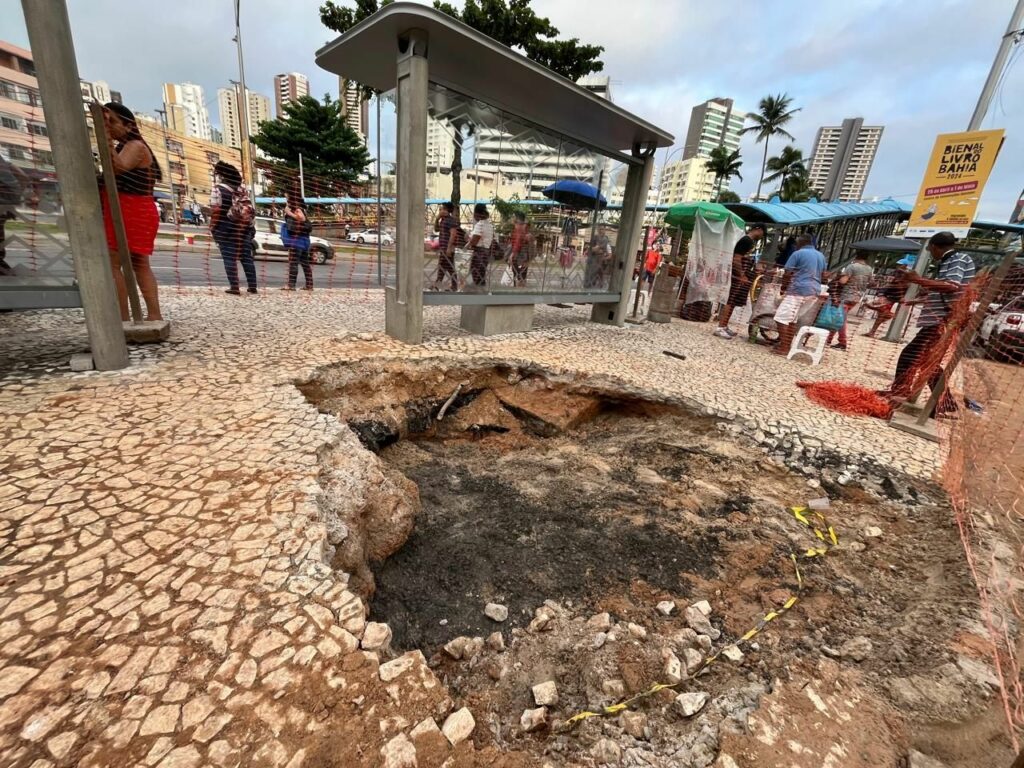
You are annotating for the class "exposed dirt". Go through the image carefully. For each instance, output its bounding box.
[302,358,1014,767]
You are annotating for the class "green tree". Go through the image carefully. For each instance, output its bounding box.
[763,145,806,193]
[705,146,743,201]
[251,94,371,186]
[320,0,605,206]
[716,189,741,204]
[779,169,816,202]
[741,93,800,201]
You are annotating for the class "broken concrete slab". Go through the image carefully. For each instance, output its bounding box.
[123,319,170,344]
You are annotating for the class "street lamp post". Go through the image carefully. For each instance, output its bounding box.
[232,0,255,201]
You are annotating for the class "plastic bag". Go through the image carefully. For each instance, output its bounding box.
[499,266,514,287]
[814,301,846,331]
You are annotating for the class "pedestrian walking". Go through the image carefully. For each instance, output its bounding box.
[99,103,163,320]
[828,252,873,350]
[508,211,531,286]
[466,203,494,288]
[772,234,826,356]
[643,246,662,294]
[282,188,313,291]
[432,202,458,291]
[715,224,764,339]
[209,161,257,295]
[584,224,612,289]
[887,232,976,416]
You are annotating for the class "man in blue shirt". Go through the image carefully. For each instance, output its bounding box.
[772,234,827,356]
[889,231,976,415]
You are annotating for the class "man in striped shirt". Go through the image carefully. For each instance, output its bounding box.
[889,231,976,414]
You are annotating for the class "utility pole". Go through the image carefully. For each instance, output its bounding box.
[298,153,305,198]
[886,0,1023,344]
[376,93,383,286]
[233,0,256,201]
[154,108,179,224]
[21,0,129,370]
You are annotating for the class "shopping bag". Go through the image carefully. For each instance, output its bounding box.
[499,266,515,287]
[814,301,846,331]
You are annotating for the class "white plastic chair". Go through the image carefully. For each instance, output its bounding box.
[787,326,830,365]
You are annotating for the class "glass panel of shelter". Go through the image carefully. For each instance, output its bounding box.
[424,82,620,296]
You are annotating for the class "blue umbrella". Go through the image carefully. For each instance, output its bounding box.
[541,180,607,210]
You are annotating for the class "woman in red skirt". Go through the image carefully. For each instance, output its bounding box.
[100,102,162,320]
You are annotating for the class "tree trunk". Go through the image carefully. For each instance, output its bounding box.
[755,139,770,201]
[450,127,463,209]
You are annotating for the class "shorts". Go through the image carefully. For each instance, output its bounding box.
[773,294,820,325]
[726,280,751,308]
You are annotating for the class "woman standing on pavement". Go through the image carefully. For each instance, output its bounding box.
[209,161,258,295]
[99,102,162,320]
[282,188,313,291]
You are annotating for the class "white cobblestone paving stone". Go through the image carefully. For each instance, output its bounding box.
[0,289,939,766]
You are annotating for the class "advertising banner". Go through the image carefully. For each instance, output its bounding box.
[906,129,1004,238]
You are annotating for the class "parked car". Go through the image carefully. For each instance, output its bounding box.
[348,229,394,246]
[978,295,1024,364]
[251,217,334,264]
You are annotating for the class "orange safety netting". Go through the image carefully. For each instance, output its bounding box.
[796,380,894,419]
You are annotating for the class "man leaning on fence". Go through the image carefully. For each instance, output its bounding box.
[887,231,976,417]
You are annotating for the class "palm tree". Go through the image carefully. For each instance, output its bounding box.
[742,93,801,201]
[705,146,743,201]
[780,169,816,202]
[763,145,806,193]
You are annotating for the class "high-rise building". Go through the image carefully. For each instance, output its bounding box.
[339,78,368,144]
[79,79,111,106]
[658,157,717,205]
[682,97,747,162]
[426,116,454,171]
[274,72,309,117]
[0,40,53,176]
[217,87,270,149]
[162,82,211,141]
[469,75,613,198]
[808,118,883,202]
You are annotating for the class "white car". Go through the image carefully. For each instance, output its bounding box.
[251,217,335,264]
[978,295,1024,364]
[347,229,394,246]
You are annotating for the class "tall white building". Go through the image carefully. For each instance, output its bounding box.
[217,87,271,149]
[80,79,111,106]
[808,118,883,202]
[466,75,613,198]
[162,82,211,141]
[682,97,747,162]
[659,157,717,205]
[426,116,455,171]
[274,72,310,117]
[339,78,368,144]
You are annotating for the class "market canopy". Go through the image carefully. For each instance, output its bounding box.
[724,198,912,226]
[850,236,921,253]
[314,2,673,161]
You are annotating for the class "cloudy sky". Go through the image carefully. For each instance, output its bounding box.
[3,0,1022,219]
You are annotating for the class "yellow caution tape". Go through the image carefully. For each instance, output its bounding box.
[558,505,841,731]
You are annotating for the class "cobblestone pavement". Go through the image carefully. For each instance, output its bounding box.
[0,289,939,767]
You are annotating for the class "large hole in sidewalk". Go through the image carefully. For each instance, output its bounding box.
[301,358,984,764]
[301,360,772,652]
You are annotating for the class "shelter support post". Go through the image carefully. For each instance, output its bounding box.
[385,27,428,344]
[21,0,129,370]
[592,148,655,326]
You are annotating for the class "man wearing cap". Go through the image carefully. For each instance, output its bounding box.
[714,224,765,339]
[888,231,976,414]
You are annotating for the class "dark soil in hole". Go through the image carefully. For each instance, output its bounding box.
[372,424,724,650]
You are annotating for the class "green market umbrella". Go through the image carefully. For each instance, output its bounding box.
[664,202,745,234]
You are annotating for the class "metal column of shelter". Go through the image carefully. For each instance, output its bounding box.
[384,28,428,344]
[592,148,656,326]
[21,0,129,370]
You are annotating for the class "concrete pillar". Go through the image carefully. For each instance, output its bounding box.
[21,0,129,370]
[591,152,655,326]
[385,28,428,344]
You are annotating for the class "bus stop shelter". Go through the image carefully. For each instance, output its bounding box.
[315,2,672,343]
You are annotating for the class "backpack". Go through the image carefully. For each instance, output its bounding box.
[227,183,254,227]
